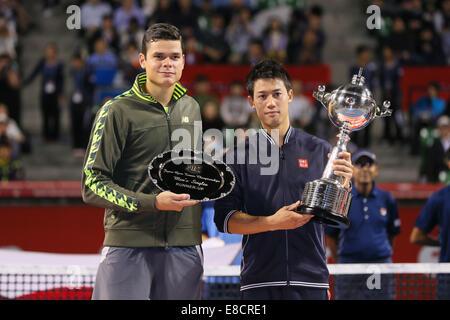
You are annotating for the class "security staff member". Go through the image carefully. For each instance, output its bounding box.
[326,150,401,300]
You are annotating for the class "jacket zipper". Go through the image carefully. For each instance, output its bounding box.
[279,147,290,285]
[162,103,173,249]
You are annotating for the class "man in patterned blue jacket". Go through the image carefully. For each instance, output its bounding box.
[214,59,353,300]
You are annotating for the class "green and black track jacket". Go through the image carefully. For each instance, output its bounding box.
[81,72,203,248]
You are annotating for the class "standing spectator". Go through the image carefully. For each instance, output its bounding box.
[220,81,251,129]
[349,45,377,148]
[23,43,64,141]
[326,150,401,300]
[0,53,21,126]
[422,115,450,182]
[113,0,145,32]
[0,135,24,181]
[378,45,403,145]
[410,158,450,300]
[288,79,314,131]
[410,82,446,155]
[70,54,93,157]
[263,17,288,62]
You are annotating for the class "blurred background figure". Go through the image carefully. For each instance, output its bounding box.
[220,80,251,129]
[378,45,404,145]
[0,53,21,126]
[349,45,377,148]
[69,54,93,158]
[0,135,24,181]
[288,79,314,132]
[23,43,64,142]
[419,115,450,182]
[410,82,446,155]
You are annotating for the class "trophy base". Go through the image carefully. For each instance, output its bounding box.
[296,205,350,229]
[296,180,352,229]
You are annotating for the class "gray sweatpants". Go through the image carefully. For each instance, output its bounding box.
[92,246,204,300]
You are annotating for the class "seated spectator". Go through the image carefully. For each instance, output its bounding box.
[296,28,320,64]
[379,45,403,144]
[192,74,219,112]
[119,17,144,50]
[220,81,251,129]
[87,14,120,55]
[306,5,326,60]
[244,38,265,65]
[121,41,141,84]
[0,111,24,159]
[0,135,24,181]
[422,115,450,182]
[289,79,314,131]
[0,12,17,59]
[0,53,21,126]
[197,0,215,33]
[202,100,224,132]
[200,13,230,63]
[173,0,199,38]
[417,27,446,65]
[262,17,288,62]
[349,45,377,148]
[184,36,204,65]
[87,37,118,85]
[147,0,175,26]
[80,0,112,33]
[384,16,416,64]
[410,82,446,154]
[438,148,450,183]
[225,7,255,64]
[286,8,308,63]
[113,0,145,32]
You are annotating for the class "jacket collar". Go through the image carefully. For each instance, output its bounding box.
[259,125,293,145]
[131,72,187,104]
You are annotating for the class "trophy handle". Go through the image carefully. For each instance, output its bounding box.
[374,100,392,118]
[321,122,351,185]
[313,85,331,109]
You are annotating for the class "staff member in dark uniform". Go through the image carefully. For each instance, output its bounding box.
[214,59,353,300]
[326,150,401,300]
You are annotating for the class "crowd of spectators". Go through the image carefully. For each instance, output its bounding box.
[0,0,449,182]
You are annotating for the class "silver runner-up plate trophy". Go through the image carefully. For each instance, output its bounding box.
[295,68,392,229]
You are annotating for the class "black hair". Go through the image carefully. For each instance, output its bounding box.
[141,23,183,55]
[245,59,292,98]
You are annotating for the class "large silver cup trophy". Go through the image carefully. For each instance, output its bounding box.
[296,68,392,228]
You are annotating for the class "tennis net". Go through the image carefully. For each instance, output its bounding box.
[1,263,449,300]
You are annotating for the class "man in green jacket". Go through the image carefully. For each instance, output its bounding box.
[82,23,203,300]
